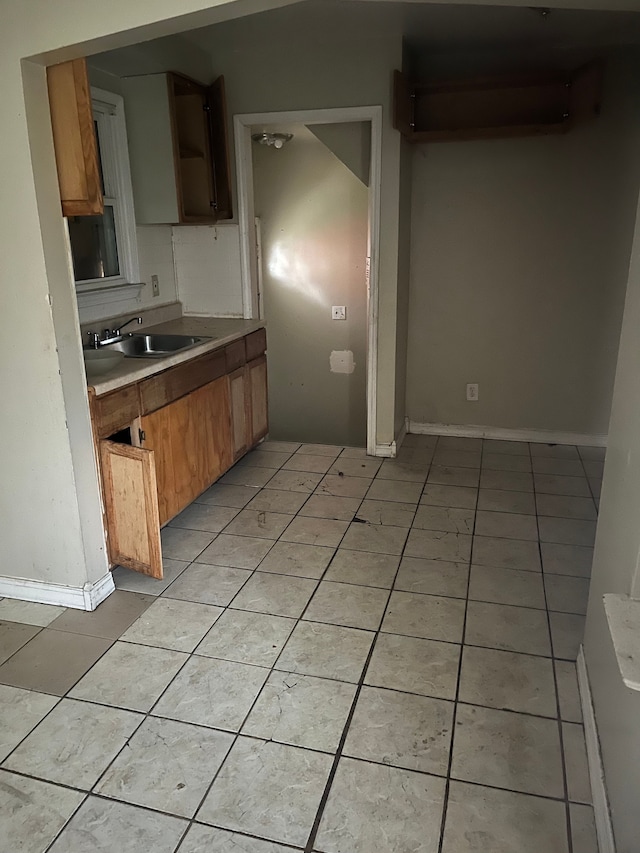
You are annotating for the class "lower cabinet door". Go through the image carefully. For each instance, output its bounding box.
[228,366,249,460]
[248,355,269,445]
[99,440,163,578]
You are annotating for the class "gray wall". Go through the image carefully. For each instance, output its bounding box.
[253,124,369,446]
[405,54,640,437]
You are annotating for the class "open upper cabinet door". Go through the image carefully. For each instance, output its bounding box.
[99,441,163,579]
[47,58,103,217]
[207,76,233,220]
[393,70,414,137]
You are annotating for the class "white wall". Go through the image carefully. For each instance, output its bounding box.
[173,224,244,316]
[405,53,640,438]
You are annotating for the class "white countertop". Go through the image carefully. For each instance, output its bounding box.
[88,317,265,396]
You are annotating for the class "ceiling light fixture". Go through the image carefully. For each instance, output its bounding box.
[251,131,293,149]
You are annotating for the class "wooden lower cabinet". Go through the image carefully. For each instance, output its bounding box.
[248,355,268,445]
[228,366,249,461]
[140,376,232,525]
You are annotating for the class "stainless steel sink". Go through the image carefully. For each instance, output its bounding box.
[100,333,210,358]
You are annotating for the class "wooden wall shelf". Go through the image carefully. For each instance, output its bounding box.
[393,62,603,143]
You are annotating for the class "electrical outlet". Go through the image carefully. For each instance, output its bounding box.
[151,275,160,297]
[466,383,479,402]
[332,305,346,320]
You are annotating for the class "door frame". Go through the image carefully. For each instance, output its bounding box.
[234,106,382,455]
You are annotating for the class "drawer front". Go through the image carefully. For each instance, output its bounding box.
[245,327,267,361]
[92,384,140,438]
[225,338,246,372]
[139,348,227,415]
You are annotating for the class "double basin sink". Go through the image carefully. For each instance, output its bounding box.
[98,333,209,359]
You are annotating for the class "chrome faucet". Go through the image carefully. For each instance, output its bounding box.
[114,316,143,335]
[86,316,143,348]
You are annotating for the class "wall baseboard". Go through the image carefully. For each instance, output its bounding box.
[407,421,607,447]
[0,572,115,612]
[374,420,407,459]
[577,647,616,853]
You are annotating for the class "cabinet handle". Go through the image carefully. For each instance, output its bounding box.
[138,429,146,443]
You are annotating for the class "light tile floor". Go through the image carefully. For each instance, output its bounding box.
[0,435,603,852]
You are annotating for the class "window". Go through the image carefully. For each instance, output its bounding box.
[68,87,140,305]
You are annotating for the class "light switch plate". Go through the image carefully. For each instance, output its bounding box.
[332,306,346,320]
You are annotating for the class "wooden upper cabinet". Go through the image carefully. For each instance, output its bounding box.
[47,58,104,217]
[394,61,604,143]
[122,71,232,224]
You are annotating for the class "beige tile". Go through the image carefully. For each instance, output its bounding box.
[483,453,532,473]
[555,660,582,722]
[482,439,530,456]
[230,571,317,618]
[413,505,475,534]
[297,443,342,456]
[570,803,598,853]
[365,633,460,700]
[451,704,564,798]
[264,470,323,493]
[432,449,481,469]
[195,483,259,508]
[442,781,569,853]
[474,510,538,541]
[0,629,112,695]
[324,549,399,588]
[153,655,268,731]
[163,563,251,606]
[578,445,605,461]
[0,770,84,853]
[355,499,416,528]
[401,433,438,448]
[168,502,239,532]
[69,641,187,712]
[532,456,584,476]
[180,825,294,853]
[541,543,593,577]
[428,465,480,488]
[48,796,186,853]
[340,522,408,555]
[237,449,291,469]
[472,536,541,572]
[0,600,64,627]
[258,541,335,579]
[4,698,142,789]
[315,756,445,853]
[366,478,423,503]
[160,527,215,561]
[113,559,188,596]
[468,565,546,609]
[465,601,551,656]
[438,436,482,451]
[376,458,429,482]
[198,737,332,847]
[534,474,591,497]
[196,608,295,666]
[550,612,585,660]
[304,581,388,630]
[245,488,308,514]
[280,516,348,547]
[421,484,478,509]
[222,509,294,540]
[283,453,334,474]
[544,575,590,615]
[535,493,597,521]
[120,598,222,652]
[382,591,465,643]
[0,685,58,762]
[219,466,275,488]
[49,590,153,639]
[339,446,369,458]
[196,533,273,569]
[260,440,301,454]
[459,646,557,717]
[299,494,361,521]
[315,474,370,498]
[242,670,356,752]
[328,457,382,478]
[530,443,579,459]
[276,621,374,682]
[0,621,40,666]
[583,460,604,479]
[95,716,233,817]
[395,557,469,599]
[480,469,534,492]
[538,517,597,547]
[563,722,592,803]
[405,529,472,562]
[588,477,602,498]
[477,488,535,514]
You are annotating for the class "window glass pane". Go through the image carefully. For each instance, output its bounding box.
[68,205,120,281]
[94,119,106,196]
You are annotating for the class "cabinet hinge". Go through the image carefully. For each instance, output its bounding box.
[203,103,211,112]
[138,429,146,443]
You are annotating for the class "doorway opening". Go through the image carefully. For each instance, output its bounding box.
[234,107,382,453]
